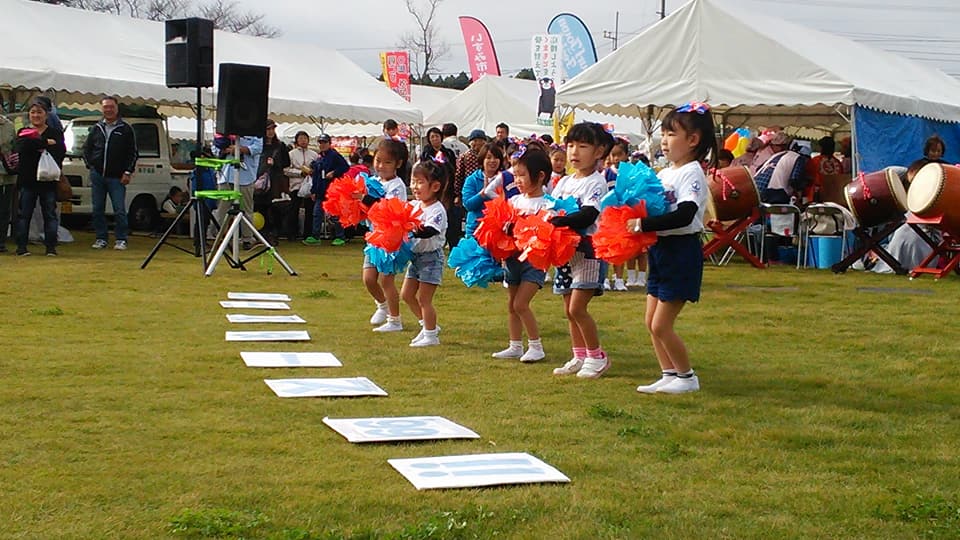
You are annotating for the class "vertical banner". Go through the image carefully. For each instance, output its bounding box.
[380,51,411,101]
[458,16,501,81]
[532,35,562,126]
[547,13,598,81]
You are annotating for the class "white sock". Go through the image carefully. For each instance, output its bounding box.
[677,369,695,378]
[423,328,438,337]
[638,271,646,282]
[527,338,543,350]
[627,269,637,282]
[376,300,388,310]
[387,315,401,323]
[508,340,523,350]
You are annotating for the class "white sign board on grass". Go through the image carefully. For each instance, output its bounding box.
[241,352,342,368]
[388,452,570,490]
[225,331,310,342]
[220,301,290,310]
[264,377,387,398]
[323,416,480,443]
[228,292,292,301]
[226,314,306,324]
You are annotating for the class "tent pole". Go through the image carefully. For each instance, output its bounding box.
[850,106,858,176]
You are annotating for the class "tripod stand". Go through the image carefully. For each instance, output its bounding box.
[139,191,221,270]
[204,193,296,276]
[201,149,295,276]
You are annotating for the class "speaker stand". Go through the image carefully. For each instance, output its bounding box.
[204,201,296,276]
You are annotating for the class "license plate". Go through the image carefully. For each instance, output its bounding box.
[61,202,72,213]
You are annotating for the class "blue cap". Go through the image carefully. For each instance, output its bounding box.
[467,129,487,141]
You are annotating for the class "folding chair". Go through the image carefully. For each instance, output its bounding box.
[800,204,848,269]
[760,203,801,268]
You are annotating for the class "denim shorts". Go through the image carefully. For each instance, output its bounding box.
[647,234,703,302]
[406,248,444,285]
[504,256,546,287]
[553,241,607,296]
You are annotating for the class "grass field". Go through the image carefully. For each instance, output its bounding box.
[2,230,959,539]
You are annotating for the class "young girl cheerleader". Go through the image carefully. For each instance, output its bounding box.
[402,160,449,347]
[627,102,715,394]
[546,145,567,194]
[491,149,554,362]
[363,139,409,332]
[550,123,614,379]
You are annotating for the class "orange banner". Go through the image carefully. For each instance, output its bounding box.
[380,51,411,101]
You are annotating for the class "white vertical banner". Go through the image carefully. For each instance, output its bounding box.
[531,35,563,126]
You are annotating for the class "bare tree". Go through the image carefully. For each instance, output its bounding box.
[397,0,449,80]
[30,0,280,37]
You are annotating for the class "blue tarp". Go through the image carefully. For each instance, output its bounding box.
[855,105,960,172]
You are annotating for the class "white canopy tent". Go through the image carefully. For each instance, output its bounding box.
[557,0,960,131]
[279,85,460,140]
[424,75,649,144]
[0,0,421,126]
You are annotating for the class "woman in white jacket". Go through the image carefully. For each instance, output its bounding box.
[284,131,318,240]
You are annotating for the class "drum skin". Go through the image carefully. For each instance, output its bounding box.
[908,162,960,235]
[844,168,907,228]
[706,166,760,221]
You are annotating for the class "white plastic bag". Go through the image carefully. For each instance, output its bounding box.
[36,150,60,182]
[297,176,313,198]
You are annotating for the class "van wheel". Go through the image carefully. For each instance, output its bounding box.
[129,197,159,231]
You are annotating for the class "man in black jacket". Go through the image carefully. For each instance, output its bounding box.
[83,96,138,250]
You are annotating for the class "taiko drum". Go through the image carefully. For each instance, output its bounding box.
[843,168,907,228]
[907,162,960,235]
[706,166,760,221]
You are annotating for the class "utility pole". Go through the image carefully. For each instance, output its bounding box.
[602,11,620,51]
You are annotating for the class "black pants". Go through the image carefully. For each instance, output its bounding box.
[446,204,464,248]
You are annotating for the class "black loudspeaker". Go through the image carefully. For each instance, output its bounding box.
[216,63,270,136]
[165,18,214,88]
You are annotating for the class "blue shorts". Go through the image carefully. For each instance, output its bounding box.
[553,241,607,296]
[406,248,444,285]
[504,256,546,287]
[647,234,703,302]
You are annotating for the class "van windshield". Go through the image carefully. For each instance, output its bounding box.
[64,121,97,157]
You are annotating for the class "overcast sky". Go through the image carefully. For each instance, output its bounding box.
[236,0,960,78]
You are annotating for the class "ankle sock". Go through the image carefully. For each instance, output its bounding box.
[587,347,605,359]
[677,369,695,378]
[386,315,401,323]
[508,340,523,349]
[376,300,388,310]
[527,338,542,350]
[572,347,587,359]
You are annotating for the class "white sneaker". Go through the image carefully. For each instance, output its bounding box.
[520,347,545,363]
[576,356,610,378]
[114,240,127,251]
[91,239,107,249]
[373,319,403,332]
[656,375,700,394]
[636,374,677,394]
[492,346,522,359]
[603,279,611,290]
[637,278,646,288]
[613,278,628,291]
[369,305,388,325]
[553,358,584,375]
[410,328,425,345]
[410,332,439,347]
[625,279,638,287]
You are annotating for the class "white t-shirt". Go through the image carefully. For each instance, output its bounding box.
[656,160,708,236]
[380,176,408,201]
[550,171,608,235]
[411,200,448,252]
[510,194,552,216]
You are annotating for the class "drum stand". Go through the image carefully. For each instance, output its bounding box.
[702,207,765,269]
[830,220,905,275]
[906,214,960,280]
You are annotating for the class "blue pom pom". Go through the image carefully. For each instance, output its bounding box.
[364,242,413,274]
[363,173,386,199]
[602,162,668,216]
[448,236,503,288]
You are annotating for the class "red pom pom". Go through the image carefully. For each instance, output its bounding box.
[593,202,658,265]
[364,198,422,252]
[322,175,367,228]
[513,210,582,269]
[474,197,518,260]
